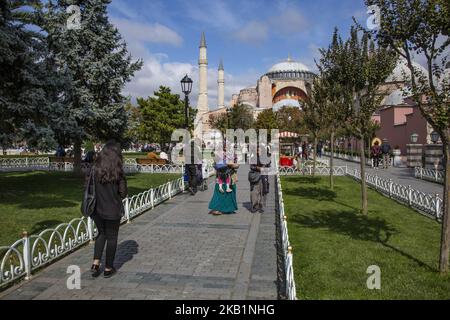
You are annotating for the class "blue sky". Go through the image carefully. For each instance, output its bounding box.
[108,0,369,107]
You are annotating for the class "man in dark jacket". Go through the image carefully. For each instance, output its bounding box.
[381,139,392,169]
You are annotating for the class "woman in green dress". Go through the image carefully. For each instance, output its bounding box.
[208,163,239,215]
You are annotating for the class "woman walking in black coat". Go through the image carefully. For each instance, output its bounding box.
[87,141,127,278]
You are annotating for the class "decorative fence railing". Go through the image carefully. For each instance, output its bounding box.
[0,157,50,171]
[0,177,186,289]
[275,164,297,300]
[414,167,445,185]
[344,167,443,221]
[323,152,393,168]
[279,165,443,221]
[279,166,347,176]
[0,158,208,175]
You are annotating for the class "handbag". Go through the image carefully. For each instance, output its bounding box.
[81,168,97,217]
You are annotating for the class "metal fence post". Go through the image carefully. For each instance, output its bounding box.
[168,182,172,199]
[435,169,438,182]
[87,217,94,243]
[389,179,393,198]
[151,164,154,174]
[22,231,32,280]
[408,185,412,206]
[420,167,423,180]
[125,197,131,223]
[375,174,379,190]
[150,189,155,209]
[435,194,441,219]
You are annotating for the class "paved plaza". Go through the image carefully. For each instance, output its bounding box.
[0,165,278,300]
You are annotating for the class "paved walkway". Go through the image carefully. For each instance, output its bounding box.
[0,165,278,300]
[329,157,443,197]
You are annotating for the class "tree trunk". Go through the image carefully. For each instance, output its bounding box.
[330,130,335,190]
[359,136,368,215]
[313,135,318,177]
[73,139,82,175]
[439,140,450,273]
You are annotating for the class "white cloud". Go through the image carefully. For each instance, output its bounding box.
[233,21,269,45]
[111,18,183,47]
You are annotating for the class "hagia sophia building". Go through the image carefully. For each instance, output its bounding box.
[193,32,449,158]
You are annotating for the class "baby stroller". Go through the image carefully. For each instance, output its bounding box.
[196,160,209,191]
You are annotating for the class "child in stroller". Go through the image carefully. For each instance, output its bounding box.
[214,161,233,193]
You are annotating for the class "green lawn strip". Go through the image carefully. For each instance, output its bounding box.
[281,175,450,300]
[0,171,180,247]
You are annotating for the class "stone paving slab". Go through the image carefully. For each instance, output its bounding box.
[0,165,278,300]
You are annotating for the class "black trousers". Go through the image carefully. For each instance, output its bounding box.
[92,214,121,269]
[187,164,197,193]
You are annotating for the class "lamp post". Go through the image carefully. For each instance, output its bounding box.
[410,133,419,144]
[430,131,440,144]
[180,75,193,130]
[226,107,232,128]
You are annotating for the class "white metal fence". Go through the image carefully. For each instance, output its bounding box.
[279,165,443,221]
[345,167,443,220]
[275,164,297,300]
[0,177,186,289]
[279,166,347,176]
[323,152,393,167]
[414,167,445,184]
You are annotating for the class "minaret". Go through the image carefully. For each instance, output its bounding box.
[194,32,208,138]
[217,59,225,109]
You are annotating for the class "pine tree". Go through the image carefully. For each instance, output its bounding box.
[0,0,62,152]
[42,0,143,170]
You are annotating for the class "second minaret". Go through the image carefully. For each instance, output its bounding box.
[218,59,225,109]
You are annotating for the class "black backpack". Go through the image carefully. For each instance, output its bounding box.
[81,168,97,217]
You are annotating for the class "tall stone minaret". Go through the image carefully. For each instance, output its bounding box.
[194,32,208,138]
[217,59,225,109]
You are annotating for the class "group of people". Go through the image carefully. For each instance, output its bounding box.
[83,141,271,278]
[371,139,392,169]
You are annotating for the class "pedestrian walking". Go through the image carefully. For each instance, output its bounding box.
[381,139,392,169]
[249,148,271,213]
[85,140,127,278]
[371,141,382,169]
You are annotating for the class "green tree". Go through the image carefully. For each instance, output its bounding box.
[255,109,279,131]
[0,0,62,152]
[325,26,397,215]
[365,0,450,273]
[208,112,228,135]
[317,28,353,190]
[137,86,196,151]
[42,0,142,171]
[302,78,329,176]
[277,106,303,133]
[229,104,254,130]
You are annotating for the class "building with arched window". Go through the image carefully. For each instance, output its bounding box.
[230,55,316,118]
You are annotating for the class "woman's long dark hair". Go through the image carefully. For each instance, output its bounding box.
[94,140,124,184]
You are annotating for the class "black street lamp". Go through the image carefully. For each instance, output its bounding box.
[430,131,440,144]
[226,107,232,128]
[180,74,193,129]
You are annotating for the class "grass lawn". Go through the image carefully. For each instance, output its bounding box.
[281,175,450,300]
[0,171,180,247]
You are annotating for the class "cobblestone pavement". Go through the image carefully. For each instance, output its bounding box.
[329,157,443,198]
[0,165,278,300]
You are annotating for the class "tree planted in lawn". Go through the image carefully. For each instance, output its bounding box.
[316,28,353,190]
[42,0,142,172]
[364,0,450,273]
[333,26,397,215]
